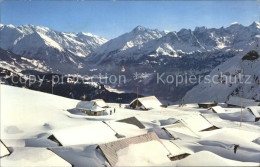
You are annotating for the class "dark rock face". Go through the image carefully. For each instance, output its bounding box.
[242,50,259,61]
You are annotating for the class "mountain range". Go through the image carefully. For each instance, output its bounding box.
[0,22,259,102]
[0,24,107,73]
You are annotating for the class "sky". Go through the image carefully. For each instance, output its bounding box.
[0,0,259,39]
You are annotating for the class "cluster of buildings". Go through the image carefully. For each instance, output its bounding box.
[2,94,259,166]
[76,95,260,123]
[73,96,164,116]
[199,96,260,122]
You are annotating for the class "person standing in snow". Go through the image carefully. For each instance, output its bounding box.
[81,94,86,101]
[233,144,239,154]
[114,108,116,113]
[69,92,74,99]
[110,110,112,115]
[182,98,185,107]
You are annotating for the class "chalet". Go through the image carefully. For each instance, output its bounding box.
[103,120,147,138]
[97,132,191,166]
[48,122,118,146]
[91,99,108,108]
[117,117,145,129]
[181,114,219,132]
[101,117,146,139]
[226,96,260,108]
[247,106,260,122]
[130,96,163,110]
[76,101,105,116]
[210,106,226,113]
[198,102,218,108]
[164,140,192,161]
[162,121,199,139]
[0,140,10,158]
[97,132,166,166]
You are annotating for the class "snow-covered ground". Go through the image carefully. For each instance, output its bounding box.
[0,85,260,166]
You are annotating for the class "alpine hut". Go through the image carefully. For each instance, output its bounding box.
[76,101,105,116]
[117,117,145,129]
[129,96,163,110]
[226,96,260,108]
[209,106,226,113]
[180,114,219,132]
[48,122,118,146]
[162,121,199,139]
[97,132,171,166]
[247,106,260,122]
[198,102,218,108]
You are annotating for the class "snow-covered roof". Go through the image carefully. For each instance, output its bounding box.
[163,122,199,138]
[1,147,72,166]
[91,99,108,108]
[76,101,104,112]
[50,122,118,146]
[115,140,171,166]
[210,106,226,113]
[200,128,260,144]
[226,96,259,107]
[130,96,162,109]
[117,117,145,129]
[247,106,260,118]
[98,132,166,166]
[180,114,216,132]
[104,121,147,138]
[161,140,192,159]
[0,140,10,158]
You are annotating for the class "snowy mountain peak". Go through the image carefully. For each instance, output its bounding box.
[163,31,179,41]
[87,22,259,64]
[0,24,108,58]
[77,32,106,40]
[133,25,147,32]
[87,25,167,63]
[5,24,16,29]
[231,22,239,25]
[249,21,260,29]
[227,22,245,30]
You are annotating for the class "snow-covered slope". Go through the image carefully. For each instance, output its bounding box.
[0,48,50,73]
[1,85,260,166]
[184,40,260,103]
